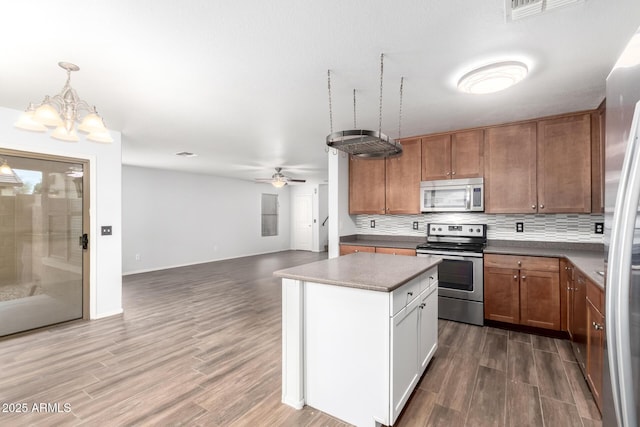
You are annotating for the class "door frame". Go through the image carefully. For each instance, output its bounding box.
[0,147,90,320]
[293,194,313,251]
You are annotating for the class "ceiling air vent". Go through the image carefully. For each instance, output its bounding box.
[506,0,584,21]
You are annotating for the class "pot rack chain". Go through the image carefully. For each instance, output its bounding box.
[398,76,404,140]
[326,70,338,155]
[378,53,384,137]
[353,89,357,128]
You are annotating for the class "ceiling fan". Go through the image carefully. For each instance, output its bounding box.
[255,167,306,188]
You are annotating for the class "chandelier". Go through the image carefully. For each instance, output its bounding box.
[14,62,113,143]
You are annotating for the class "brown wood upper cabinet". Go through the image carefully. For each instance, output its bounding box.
[349,138,421,214]
[386,138,421,214]
[421,130,483,181]
[591,102,605,213]
[484,123,537,213]
[484,254,561,330]
[537,114,592,213]
[485,114,592,213]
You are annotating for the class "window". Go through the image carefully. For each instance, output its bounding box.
[261,193,278,236]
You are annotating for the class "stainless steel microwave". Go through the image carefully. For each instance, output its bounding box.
[420,178,484,212]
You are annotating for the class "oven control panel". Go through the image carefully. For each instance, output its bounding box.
[427,223,486,238]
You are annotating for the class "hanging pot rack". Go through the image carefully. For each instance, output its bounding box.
[326,54,404,158]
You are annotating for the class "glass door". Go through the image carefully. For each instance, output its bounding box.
[0,151,88,337]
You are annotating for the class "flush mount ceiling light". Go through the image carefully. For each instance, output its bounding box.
[457,61,528,94]
[15,62,113,143]
[326,54,404,158]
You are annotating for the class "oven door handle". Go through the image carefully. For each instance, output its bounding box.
[441,255,466,261]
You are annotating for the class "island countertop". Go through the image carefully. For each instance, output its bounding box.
[273,252,442,292]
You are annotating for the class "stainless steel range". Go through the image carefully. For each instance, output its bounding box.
[416,223,486,326]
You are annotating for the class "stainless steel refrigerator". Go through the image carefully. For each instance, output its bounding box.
[604,24,640,427]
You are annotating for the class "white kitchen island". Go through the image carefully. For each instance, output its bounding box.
[274,252,441,427]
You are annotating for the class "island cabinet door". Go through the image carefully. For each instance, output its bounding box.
[390,298,420,423]
[419,286,438,373]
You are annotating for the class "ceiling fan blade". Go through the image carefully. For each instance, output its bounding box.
[287,179,306,183]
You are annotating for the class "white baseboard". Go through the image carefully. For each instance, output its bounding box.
[93,308,124,319]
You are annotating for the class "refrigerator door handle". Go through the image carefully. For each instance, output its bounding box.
[607,99,640,427]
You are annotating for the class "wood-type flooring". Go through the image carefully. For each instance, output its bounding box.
[0,250,602,426]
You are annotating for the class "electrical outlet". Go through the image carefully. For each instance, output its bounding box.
[516,222,524,233]
[101,225,112,236]
[370,220,375,228]
[412,221,419,230]
[595,222,604,234]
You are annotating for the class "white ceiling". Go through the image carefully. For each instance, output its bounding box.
[1,1,639,184]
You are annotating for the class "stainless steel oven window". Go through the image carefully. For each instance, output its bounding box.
[438,259,474,291]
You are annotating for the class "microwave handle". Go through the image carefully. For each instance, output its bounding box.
[465,186,471,210]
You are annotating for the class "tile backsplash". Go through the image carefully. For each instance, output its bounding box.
[354,213,604,243]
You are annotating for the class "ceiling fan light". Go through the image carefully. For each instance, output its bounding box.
[87,129,114,143]
[458,61,528,94]
[51,125,80,142]
[78,112,107,133]
[14,110,47,132]
[271,180,287,188]
[33,103,63,127]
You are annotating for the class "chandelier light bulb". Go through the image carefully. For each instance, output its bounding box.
[51,125,80,142]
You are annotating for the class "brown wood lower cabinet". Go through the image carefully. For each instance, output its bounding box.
[484,254,560,330]
[339,245,416,256]
[586,278,605,411]
[374,247,417,256]
[339,245,376,256]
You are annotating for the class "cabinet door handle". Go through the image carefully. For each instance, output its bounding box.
[452,171,456,175]
[531,204,536,210]
[517,261,522,266]
[446,171,451,176]
[513,275,518,279]
[593,321,604,331]
[521,275,526,280]
[539,204,545,209]
[429,276,434,280]
[355,249,359,253]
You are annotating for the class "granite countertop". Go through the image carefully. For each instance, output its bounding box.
[339,234,426,250]
[274,252,442,292]
[485,241,605,289]
[337,234,606,288]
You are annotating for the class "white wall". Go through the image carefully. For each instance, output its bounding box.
[318,183,328,251]
[328,153,356,258]
[0,106,122,319]
[122,165,292,274]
